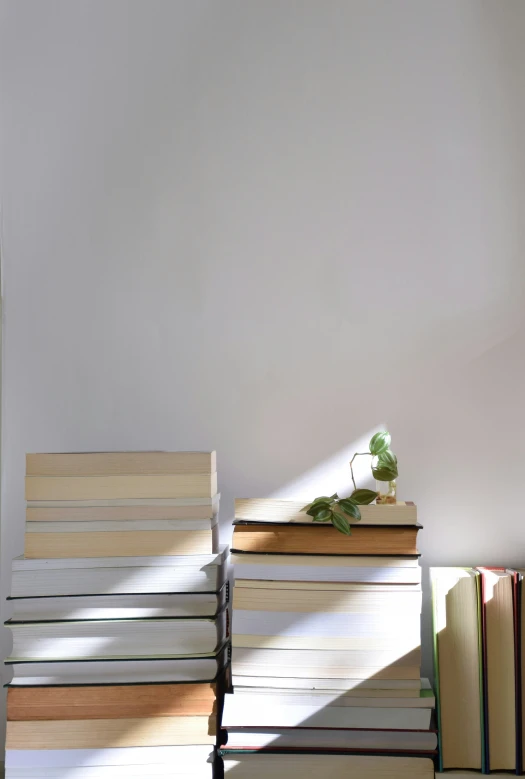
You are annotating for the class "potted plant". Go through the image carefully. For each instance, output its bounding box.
[302,431,398,535]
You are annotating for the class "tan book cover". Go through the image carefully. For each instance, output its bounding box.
[8,684,216,720]
[222,754,434,778]
[27,504,217,521]
[27,451,217,475]
[25,473,218,501]
[25,529,216,558]
[6,715,216,748]
[232,524,419,555]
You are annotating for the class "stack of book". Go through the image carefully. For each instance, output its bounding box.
[4,451,228,779]
[220,498,435,779]
[432,566,525,775]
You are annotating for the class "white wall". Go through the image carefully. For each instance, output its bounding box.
[1,0,525,746]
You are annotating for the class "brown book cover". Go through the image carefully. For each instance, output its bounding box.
[7,683,216,721]
[232,523,420,556]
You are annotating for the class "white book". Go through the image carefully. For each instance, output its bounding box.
[222,754,435,778]
[6,613,227,660]
[222,727,438,752]
[230,685,435,708]
[12,546,228,569]
[10,547,228,597]
[25,518,217,532]
[232,609,421,639]
[231,675,423,691]
[6,745,214,767]
[6,767,211,778]
[8,589,226,621]
[231,646,421,678]
[7,649,228,685]
[232,633,420,652]
[231,554,421,585]
[222,693,432,729]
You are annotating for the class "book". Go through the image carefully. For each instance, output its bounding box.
[25,518,218,532]
[231,646,421,679]
[6,715,217,748]
[477,567,517,772]
[24,525,219,558]
[430,568,483,771]
[27,502,219,521]
[221,753,435,777]
[221,727,437,752]
[10,547,228,597]
[231,631,420,652]
[25,473,218,501]
[231,675,423,691]
[8,588,227,621]
[235,498,418,525]
[515,569,525,772]
[230,687,435,708]
[232,584,422,613]
[5,745,215,779]
[232,524,419,555]
[27,451,217,475]
[231,553,421,584]
[232,609,421,644]
[7,683,217,719]
[6,612,227,660]
[27,497,219,507]
[221,692,432,729]
[6,646,229,685]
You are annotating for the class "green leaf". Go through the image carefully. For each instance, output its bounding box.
[350,488,379,505]
[312,507,332,522]
[337,498,362,521]
[372,465,397,482]
[331,511,352,536]
[301,503,312,512]
[369,431,391,456]
[378,450,397,468]
[310,496,335,507]
[376,450,398,479]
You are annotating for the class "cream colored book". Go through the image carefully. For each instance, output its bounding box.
[477,568,516,771]
[231,553,421,585]
[28,496,219,507]
[6,715,216,749]
[233,585,422,614]
[26,474,218,500]
[235,498,417,525]
[234,579,421,591]
[27,501,219,521]
[431,567,482,771]
[25,518,217,533]
[222,754,434,778]
[27,451,217,476]
[24,528,217,558]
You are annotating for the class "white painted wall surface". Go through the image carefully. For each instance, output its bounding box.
[1,0,525,747]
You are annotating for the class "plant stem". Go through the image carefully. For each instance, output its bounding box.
[349,452,371,492]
